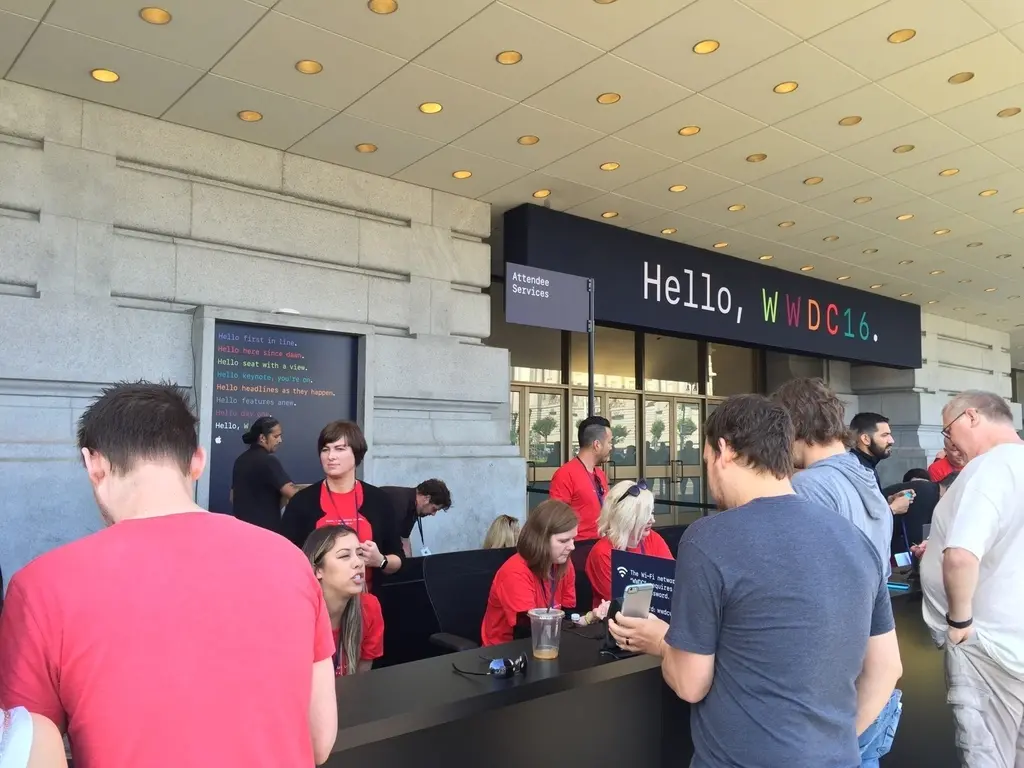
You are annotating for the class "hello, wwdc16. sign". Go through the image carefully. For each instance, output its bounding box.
[503,204,922,368]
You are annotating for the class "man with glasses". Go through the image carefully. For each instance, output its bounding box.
[921,390,1024,768]
[549,416,612,540]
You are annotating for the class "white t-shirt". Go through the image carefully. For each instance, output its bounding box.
[0,706,32,768]
[921,442,1024,677]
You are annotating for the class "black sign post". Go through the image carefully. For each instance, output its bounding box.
[505,262,597,415]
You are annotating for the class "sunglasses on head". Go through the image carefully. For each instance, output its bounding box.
[617,479,649,504]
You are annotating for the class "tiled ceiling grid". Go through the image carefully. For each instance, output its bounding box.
[4,0,1024,359]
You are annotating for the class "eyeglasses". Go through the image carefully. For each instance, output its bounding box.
[617,479,649,504]
[941,411,967,440]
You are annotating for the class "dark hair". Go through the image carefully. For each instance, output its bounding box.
[578,415,611,449]
[704,394,793,480]
[77,381,197,476]
[302,525,362,676]
[517,499,578,582]
[850,412,889,436]
[317,420,368,466]
[903,468,931,482]
[242,416,279,445]
[416,479,451,509]
[939,471,960,490]
[771,377,848,446]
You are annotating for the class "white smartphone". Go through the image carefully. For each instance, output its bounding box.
[622,583,655,619]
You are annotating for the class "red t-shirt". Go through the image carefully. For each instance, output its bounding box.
[584,532,674,608]
[480,553,576,647]
[318,481,375,588]
[0,512,335,768]
[928,456,954,483]
[548,458,608,540]
[331,592,384,676]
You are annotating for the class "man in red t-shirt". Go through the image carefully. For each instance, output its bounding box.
[549,415,612,540]
[0,383,338,767]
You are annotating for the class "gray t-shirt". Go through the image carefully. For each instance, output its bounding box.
[666,494,894,768]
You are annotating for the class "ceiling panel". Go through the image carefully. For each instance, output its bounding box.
[687,127,824,183]
[543,136,677,192]
[809,176,919,219]
[750,154,875,203]
[707,229,810,267]
[394,145,530,198]
[344,64,515,144]
[525,54,691,135]
[837,118,972,174]
[212,12,404,112]
[565,193,666,229]
[983,129,1024,167]
[163,74,336,150]
[7,24,204,118]
[778,219,880,253]
[851,195,958,237]
[678,186,791,226]
[829,235,924,271]
[930,169,1024,213]
[732,204,840,241]
[503,0,695,50]
[289,113,443,177]
[480,172,603,217]
[736,0,888,38]
[935,83,1024,143]
[614,0,799,92]
[0,0,51,20]
[884,211,991,246]
[413,3,602,102]
[612,163,739,209]
[888,145,1012,195]
[629,211,723,242]
[0,11,35,75]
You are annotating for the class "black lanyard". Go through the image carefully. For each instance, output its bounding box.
[576,457,605,504]
[416,515,425,549]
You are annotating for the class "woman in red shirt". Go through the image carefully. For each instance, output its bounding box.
[585,479,673,608]
[303,524,384,675]
[481,500,581,646]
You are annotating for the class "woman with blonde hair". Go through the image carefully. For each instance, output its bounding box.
[584,479,673,607]
[482,514,521,549]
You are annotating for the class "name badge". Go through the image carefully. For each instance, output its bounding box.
[420,546,432,557]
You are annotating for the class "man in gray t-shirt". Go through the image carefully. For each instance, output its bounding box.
[609,395,902,768]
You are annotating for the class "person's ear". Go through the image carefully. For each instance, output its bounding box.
[81,448,108,487]
[189,446,207,482]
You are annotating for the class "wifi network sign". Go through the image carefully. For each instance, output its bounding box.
[610,550,676,622]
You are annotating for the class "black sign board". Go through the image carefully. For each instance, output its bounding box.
[504,262,591,333]
[209,321,358,515]
[611,550,676,621]
[504,204,922,368]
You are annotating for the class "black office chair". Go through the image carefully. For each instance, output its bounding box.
[571,539,597,612]
[424,548,515,652]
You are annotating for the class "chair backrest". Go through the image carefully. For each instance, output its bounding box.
[570,539,597,611]
[374,557,440,667]
[423,547,515,646]
[659,525,688,556]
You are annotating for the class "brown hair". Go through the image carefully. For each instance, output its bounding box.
[317,420,368,467]
[302,525,363,676]
[705,394,794,480]
[771,377,848,447]
[516,499,578,582]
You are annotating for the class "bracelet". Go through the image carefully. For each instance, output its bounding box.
[945,613,973,629]
[379,555,388,570]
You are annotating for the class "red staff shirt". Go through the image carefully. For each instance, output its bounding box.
[332,592,384,675]
[318,482,376,589]
[584,531,674,608]
[480,553,576,647]
[927,456,954,483]
[549,458,608,540]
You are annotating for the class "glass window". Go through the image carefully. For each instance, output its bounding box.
[489,288,562,384]
[509,390,521,448]
[606,396,638,474]
[707,343,759,397]
[571,394,603,456]
[569,326,636,389]
[644,335,699,394]
[527,391,563,468]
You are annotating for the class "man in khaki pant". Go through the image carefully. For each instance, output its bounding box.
[920,390,1024,767]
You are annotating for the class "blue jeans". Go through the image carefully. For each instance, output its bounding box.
[858,689,903,767]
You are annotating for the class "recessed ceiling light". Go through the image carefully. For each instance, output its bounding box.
[900,292,913,297]
[959,279,972,284]
[355,143,377,153]
[997,107,1021,118]
[897,213,914,221]
[778,221,795,228]
[601,211,618,219]
[597,93,621,105]
[967,241,983,247]
[727,204,745,212]
[1015,208,1024,214]
[678,125,700,136]
[693,40,720,54]
[599,162,620,171]
[759,254,774,261]
[295,59,323,75]
[452,170,472,179]
[977,312,988,317]
[496,50,522,65]
[854,196,872,204]
[661,227,677,235]
[746,153,767,162]
[996,253,1012,259]
[800,265,814,271]
[823,235,839,242]
[713,242,728,249]
[532,189,551,199]
[1009,295,1021,299]
[837,275,851,281]
[939,168,960,177]
[927,300,939,304]
[804,176,824,185]
[985,287,997,292]
[237,110,262,122]
[888,28,916,43]
[593,0,617,4]
[893,144,915,154]
[948,71,974,84]
[90,68,119,83]
[517,135,540,145]
[870,283,884,289]
[979,189,998,197]
[954,306,965,311]
[774,81,798,94]
[368,0,398,13]
[668,184,687,192]
[139,7,171,24]
[934,228,951,235]
[838,115,862,126]
[419,102,443,114]
[863,248,879,254]
[930,270,945,275]
[899,259,913,265]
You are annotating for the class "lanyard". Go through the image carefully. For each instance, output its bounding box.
[323,482,364,530]
[902,519,912,557]
[638,538,646,556]
[416,515,425,549]
[544,571,557,610]
[576,457,605,504]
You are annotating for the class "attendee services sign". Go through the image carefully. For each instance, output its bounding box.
[504,262,590,333]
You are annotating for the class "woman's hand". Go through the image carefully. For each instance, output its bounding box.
[358,539,383,566]
[593,600,611,621]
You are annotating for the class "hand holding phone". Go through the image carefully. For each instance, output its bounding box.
[622,583,654,619]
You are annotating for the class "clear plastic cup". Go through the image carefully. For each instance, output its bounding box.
[527,608,564,660]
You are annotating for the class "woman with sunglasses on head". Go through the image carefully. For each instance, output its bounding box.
[302,525,384,675]
[585,479,673,608]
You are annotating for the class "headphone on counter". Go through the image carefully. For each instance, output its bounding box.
[452,653,529,680]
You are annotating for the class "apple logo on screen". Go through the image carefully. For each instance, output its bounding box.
[214,436,222,444]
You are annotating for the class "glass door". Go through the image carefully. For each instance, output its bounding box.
[525,388,565,485]
[643,398,703,521]
[569,391,638,484]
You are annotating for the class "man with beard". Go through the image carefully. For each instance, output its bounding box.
[549,415,611,540]
[851,412,914,519]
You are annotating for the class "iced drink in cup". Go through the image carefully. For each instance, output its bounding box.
[528,608,564,660]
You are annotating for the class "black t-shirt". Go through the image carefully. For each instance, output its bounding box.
[231,445,291,533]
[882,480,940,551]
[381,486,417,538]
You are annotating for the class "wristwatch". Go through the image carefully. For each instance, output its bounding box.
[945,613,973,629]
[379,555,388,570]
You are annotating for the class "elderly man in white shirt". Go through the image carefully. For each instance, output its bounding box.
[920,389,1024,768]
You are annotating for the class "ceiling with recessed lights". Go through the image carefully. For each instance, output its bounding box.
[4,0,1024,355]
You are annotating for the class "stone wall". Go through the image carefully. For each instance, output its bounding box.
[0,81,524,579]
